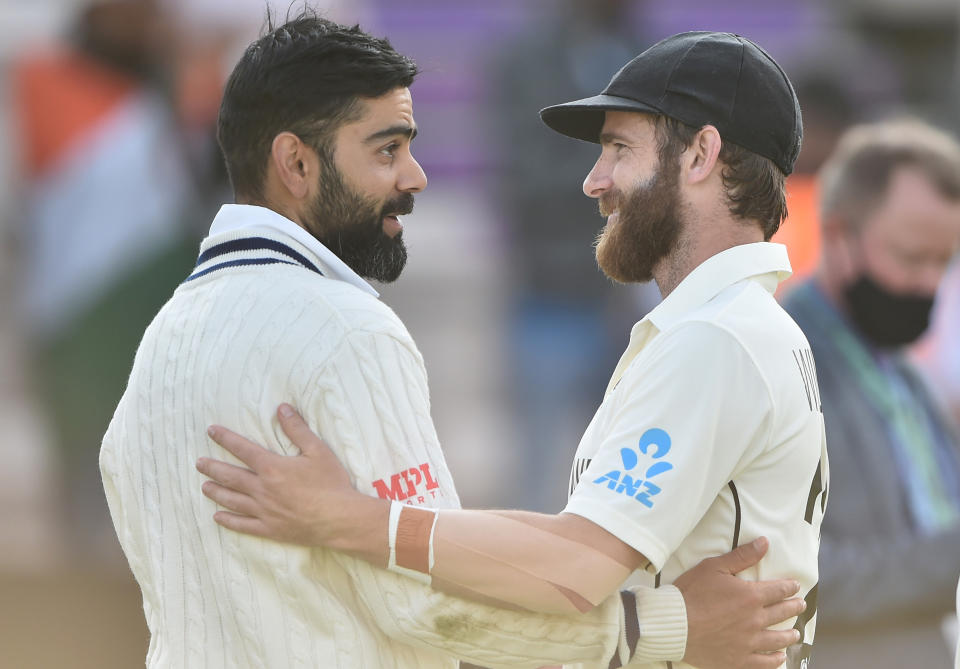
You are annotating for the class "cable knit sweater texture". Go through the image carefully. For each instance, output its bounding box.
[99,215,650,669]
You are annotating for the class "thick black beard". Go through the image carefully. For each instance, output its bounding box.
[304,150,412,283]
[595,154,683,284]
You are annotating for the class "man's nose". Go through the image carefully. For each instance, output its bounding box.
[399,156,427,193]
[583,158,612,199]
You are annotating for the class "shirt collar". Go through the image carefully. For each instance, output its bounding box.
[207,204,379,297]
[644,242,792,332]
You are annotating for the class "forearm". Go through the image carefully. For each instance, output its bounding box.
[328,498,636,614]
[434,508,636,614]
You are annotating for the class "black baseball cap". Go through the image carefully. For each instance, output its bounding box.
[540,31,803,175]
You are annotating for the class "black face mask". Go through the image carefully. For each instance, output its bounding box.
[843,274,935,348]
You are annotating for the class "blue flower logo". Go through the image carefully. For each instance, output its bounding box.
[593,428,674,507]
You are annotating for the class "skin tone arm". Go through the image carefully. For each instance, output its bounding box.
[197,404,805,669]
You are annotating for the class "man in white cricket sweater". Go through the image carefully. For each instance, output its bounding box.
[103,14,806,669]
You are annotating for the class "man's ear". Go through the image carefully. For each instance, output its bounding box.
[820,212,846,242]
[270,132,316,200]
[684,125,722,185]
[820,213,859,284]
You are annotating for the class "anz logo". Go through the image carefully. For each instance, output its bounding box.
[591,428,674,507]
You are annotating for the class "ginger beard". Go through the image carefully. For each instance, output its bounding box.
[595,151,683,284]
[305,148,413,283]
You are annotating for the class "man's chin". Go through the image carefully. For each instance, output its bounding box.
[367,269,405,284]
[596,235,654,284]
[358,242,407,284]
[595,239,626,283]
[597,262,654,285]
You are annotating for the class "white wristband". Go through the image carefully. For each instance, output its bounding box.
[427,509,439,572]
[387,500,403,571]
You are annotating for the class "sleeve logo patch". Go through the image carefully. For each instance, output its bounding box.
[592,428,673,507]
[372,463,442,505]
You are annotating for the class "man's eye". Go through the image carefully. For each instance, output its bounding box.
[380,143,399,157]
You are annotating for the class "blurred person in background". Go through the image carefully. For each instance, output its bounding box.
[11,0,204,561]
[161,0,364,206]
[772,72,858,289]
[487,0,656,512]
[914,259,960,427]
[782,119,960,668]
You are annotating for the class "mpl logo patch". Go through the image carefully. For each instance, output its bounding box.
[372,463,441,505]
[592,428,673,507]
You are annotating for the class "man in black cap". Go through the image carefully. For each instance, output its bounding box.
[196,31,825,669]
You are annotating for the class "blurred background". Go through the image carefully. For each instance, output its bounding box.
[1,0,959,666]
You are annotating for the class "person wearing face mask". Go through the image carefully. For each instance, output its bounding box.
[782,119,960,669]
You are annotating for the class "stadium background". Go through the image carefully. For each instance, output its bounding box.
[0,0,958,666]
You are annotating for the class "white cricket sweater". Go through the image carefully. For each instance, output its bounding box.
[101,205,645,669]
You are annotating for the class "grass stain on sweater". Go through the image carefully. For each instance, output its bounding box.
[434,614,476,641]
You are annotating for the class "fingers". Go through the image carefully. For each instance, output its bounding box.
[711,536,769,575]
[743,651,787,669]
[762,597,807,627]
[752,626,802,653]
[196,456,258,493]
[206,424,274,469]
[277,404,327,457]
[213,511,272,539]
[754,577,802,605]
[201,480,260,517]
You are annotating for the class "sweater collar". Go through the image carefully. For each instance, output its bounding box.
[205,204,379,297]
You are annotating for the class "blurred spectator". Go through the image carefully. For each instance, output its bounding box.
[487,0,654,512]
[161,0,364,205]
[781,119,960,668]
[773,72,859,288]
[11,0,202,561]
[914,259,960,426]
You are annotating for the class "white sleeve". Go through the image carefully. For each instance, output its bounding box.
[564,321,773,572]
[343,559,621,668]
[299,328,685,667]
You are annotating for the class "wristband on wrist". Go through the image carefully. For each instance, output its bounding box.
[427,509,438,572]
[386,501,435,585]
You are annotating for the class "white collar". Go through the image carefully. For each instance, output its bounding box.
[645,242,792,332]
[605,242,793,397]
[207,204,379,298]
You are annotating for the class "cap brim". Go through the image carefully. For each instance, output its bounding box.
[539,94,661,142]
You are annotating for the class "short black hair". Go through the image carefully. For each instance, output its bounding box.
[217,10,418,201]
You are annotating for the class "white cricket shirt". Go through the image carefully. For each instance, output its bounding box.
[564,242,828,669]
